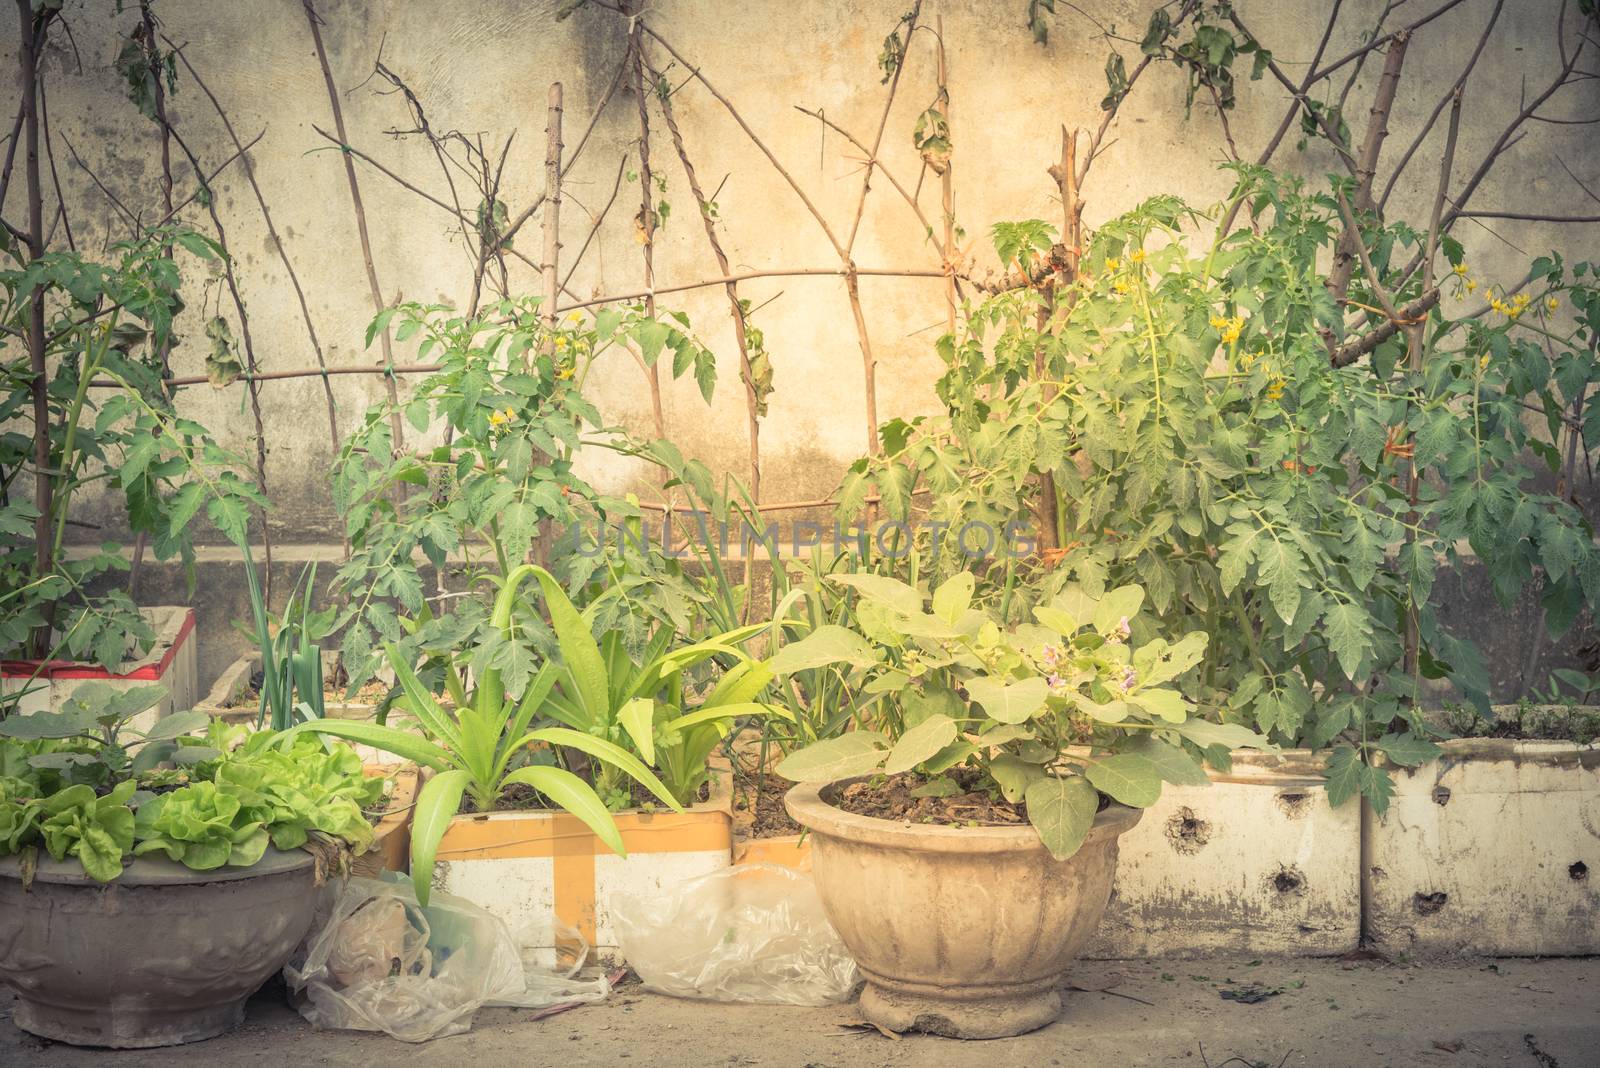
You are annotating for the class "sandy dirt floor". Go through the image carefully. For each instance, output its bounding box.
[3,954,1597,1067]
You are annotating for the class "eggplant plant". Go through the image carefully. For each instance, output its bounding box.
[773,571,1263,859]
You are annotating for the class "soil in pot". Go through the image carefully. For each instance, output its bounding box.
[832,766,1109,826]
[734,772,802,838]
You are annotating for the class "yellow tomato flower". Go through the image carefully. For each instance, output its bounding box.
[1209,315,1227,330]
[489,410,508,427]
[1113,279,1131,294]
[556,366,574,380]
[1129,249,1146,264]
[1265,376,1286,401]
[1452,263,1468,276]
[1478,354,1490,371]
[1465,278,1478,292]
[1105,257,1120,271]
[1547,296,1560,312]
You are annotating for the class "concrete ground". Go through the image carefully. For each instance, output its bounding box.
[3,954,1597,1067]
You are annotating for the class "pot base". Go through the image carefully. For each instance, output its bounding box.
[860,979,1061,1039]
[13,996,247,1049]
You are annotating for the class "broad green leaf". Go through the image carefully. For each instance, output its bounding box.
[503,765,625,857]
[776,732,889,782]
[1085,752,1163,807]
[1025,774,1101,859]
[279,719,453,771]
[523,727,683,811]
[410,768,470,906]
[1126,736,1211,787]
[1172,719,1271,751]
[617,697,656,765]
[769,625,880,675]
[990,753,1046,802]
[1129,687,1192,723]
[965,675,1049,725]
[829,574,924,616]
[1092,585,1145,634]
[884,714,958,775]
[529,568,611,724]
[931,572,974,624]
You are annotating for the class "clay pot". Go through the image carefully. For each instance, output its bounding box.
[0,848,322,1047]
[786,780,1140,1039]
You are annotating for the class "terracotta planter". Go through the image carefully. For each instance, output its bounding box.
[1367,735,1600,956]
[786,780,1140,1038]
[433,762,734,956]
[2,607,198,731]
[0,848,320,1048]
[353,763,420,879]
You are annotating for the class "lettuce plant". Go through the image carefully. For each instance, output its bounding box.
[0,684,380,882]
[773,572,1257,859]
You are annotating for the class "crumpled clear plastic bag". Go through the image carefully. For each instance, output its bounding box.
[284,874,610,1042]
[610,863,858,1006]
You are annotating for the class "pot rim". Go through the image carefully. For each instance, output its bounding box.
[785,777,1140,854]
[0,845,314,887]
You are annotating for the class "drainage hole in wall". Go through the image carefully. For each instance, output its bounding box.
[1268,866,1306,897]
[1274,791,1311,819]
[1571,861,1589,882]
[1431,785,1452,806]
[1414,891,1449,915]
[1165,807,1211,854]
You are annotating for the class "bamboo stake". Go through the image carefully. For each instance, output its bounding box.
[15,0,53,656]
[542,83,563,344]
[935,15,956,335]
[303,0,404,450]
[627,16,667,446]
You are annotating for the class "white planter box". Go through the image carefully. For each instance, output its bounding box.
[433,766,734,958]
[1367,736,1600,956]
[1086,749,1360,958]
[1,607,197,732]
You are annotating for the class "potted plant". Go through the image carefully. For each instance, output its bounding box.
[774,571,1257,1037]
[0,684,381,1047]
[0,228,263,725]
[289,563,785,953]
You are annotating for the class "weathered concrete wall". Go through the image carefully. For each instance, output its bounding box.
[9,1,1600,683]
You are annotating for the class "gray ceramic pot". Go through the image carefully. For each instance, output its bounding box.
[787,780,1140,1039]
[0,848,321,1048]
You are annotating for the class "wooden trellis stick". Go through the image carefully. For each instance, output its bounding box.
[651,56,762,503]
[168,39,341,460]
[542,83,563,343]
[627,13,667,448]
[935,15,957,336]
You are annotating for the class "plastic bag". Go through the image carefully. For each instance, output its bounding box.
[610,863,858,1006]
[284,874,609,1042]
